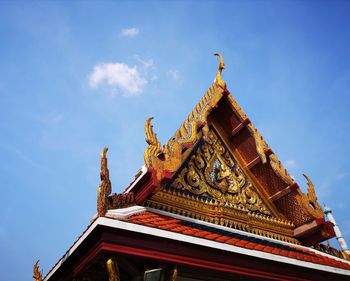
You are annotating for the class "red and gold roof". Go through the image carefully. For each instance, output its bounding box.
[117,53,335,247]
[39,54,350,281]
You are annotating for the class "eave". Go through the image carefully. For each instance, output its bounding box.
[44,207,350,281]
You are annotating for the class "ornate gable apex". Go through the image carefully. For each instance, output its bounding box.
[128,54,334,246]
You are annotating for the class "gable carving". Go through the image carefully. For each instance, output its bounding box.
[137,54,328,245]
[172,129,271,216]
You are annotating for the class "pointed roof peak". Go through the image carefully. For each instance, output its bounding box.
[214,52,226,89]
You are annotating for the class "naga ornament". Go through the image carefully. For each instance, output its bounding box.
[33,260,43,281]
[144,117,162,167]
[301,174,323,218]
[97,147,112,216]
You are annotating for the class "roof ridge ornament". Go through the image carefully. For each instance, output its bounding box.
[300,174,323,218]
[97,147,112,217]
[144,117,163,167]
[214,52,226,89]
[33,260,43,281]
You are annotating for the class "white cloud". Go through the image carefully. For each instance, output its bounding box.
[89,62,147,96]
[167,69,181,81]
[285,159,296,168]
[121,27,139,37]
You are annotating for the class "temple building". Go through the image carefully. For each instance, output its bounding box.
[35,54,350,281]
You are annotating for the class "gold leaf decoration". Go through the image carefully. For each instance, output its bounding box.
[172,129,271,215]
[165,83,224,158]
[144,117,162,167]
[33,260,42,281]
[214,52,226,89]
[246,124,267,164]
[300,174,323,218]
[269,153,294,185]
[97,147,112,217]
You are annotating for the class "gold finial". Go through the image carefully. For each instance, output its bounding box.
[144,117,162,167]
[97,147,112,217]
[106,258,121,281]
[214,52,226,89]
[33,260,43,281]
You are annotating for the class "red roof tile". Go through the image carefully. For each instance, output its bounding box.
[125,211,350,271]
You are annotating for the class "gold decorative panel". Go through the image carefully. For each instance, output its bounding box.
[171,129,271,216]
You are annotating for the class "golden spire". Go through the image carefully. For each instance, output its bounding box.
[33,260,42,281]
[144,117,162,167]
[214,52,226,89]
[97,147,112,216]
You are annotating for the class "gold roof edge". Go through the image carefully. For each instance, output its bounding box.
[143,54,227,180]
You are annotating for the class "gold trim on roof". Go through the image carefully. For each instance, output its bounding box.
[172,129,271,215]
[246,124,268,164]
[227,94,294,184]
[146,127,304,244]
[142,53,323,231]
[144,117,162,167]
[165,82,224,156]
[299,174,323,218]
[145,191,298,244]
[97,147,112,217]
[144,55,227,180]
[269,153,294,185]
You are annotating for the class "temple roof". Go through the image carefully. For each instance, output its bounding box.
[43,206,350,280]
[121,53,335,247]
[40,54,349,281]
[114,208,350,272]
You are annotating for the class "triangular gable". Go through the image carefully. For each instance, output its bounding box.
[145,126,299,244]
[127,54,333,246]
[169,128,274,216]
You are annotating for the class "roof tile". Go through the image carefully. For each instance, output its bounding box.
[125,211,350,271]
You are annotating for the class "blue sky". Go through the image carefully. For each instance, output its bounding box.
[1,1,350,280]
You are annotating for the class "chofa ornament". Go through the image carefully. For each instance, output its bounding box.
[33,260,42,281]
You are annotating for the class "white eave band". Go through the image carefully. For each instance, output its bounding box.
[44,206,350,280]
